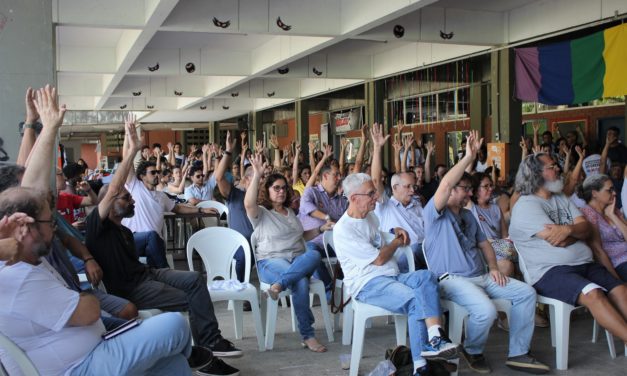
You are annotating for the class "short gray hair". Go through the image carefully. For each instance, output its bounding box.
[515,153,548,195]
[342,173,372,198]
[581,174,610,203]
[390,173,403,187]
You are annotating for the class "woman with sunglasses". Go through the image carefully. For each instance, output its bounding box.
[579,174,627,282]
[244,153,333,353]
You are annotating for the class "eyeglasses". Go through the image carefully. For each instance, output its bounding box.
[271,185,287,192]
[115,193,132,201]
[455,185,473,192]
[543,164,559,171]
[194,174,205,179]
[35,217,56,228]
[480,184,494,189]
[147,170,161,175]
[602,187,616,193]
[353,190,377,198]
[394,183,415,191]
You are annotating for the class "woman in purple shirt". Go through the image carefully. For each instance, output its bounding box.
[580,174,627,281]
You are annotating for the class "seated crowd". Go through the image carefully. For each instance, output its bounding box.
[0,85,626,376]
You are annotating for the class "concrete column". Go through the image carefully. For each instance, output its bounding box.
[365,81,387,166]
[491,48,522,170]
[470,64,487,136]
[295,100,309,159]
[0,0,54,164]
[251,110,263,142]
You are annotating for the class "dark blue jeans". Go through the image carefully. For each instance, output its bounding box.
[133,231,169,269]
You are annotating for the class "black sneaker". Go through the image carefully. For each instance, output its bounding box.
[462,351,491,374]
[195,358,239,376]
[506,353,549,374]
[415,364,431,376]
[421,328,461,361]
[210,338,243,357]
[427,359,458,375]
[188,346,213,370]
[243,301,252,312]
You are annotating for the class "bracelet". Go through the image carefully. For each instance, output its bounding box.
[23,123,35,129]
[84,257,95,263]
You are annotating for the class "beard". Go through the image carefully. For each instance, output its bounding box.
[32,241,51,258]
[544,178,564,193]
[113,203,135,218]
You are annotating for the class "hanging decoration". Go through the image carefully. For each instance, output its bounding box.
[276,17,292,31]
[200,105,207,110]
[393,25,405,38]
[440,8,454,40]
[185,62,196,73]
[147,63,159,72]
[267,91,275,97]
[231,92,239,97]
[277,66,289,74]
[119,104,127,109]
[174,90,183,96]
[132,91,141,96]
[212,17,231,28]
[312,67,323,76]
[147,105,154,109]
[222,105,230,110]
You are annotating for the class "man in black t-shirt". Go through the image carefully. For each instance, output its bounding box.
[85,118,241,376]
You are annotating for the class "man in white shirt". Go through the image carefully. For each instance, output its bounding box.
[333,124,460,376]
[370,125,425,271]
[123,160,217,268]
[185,165,217,205]
[0,187,194,376]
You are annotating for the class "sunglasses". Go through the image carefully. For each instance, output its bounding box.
[456,185,473,192]
[147,170,161,175]
[194,174,205,179]
[271,185,287,192]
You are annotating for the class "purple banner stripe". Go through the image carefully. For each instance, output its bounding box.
[515,47,541,102]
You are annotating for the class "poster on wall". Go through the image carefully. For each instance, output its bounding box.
[334,107,363,133]
[320,123,329,146]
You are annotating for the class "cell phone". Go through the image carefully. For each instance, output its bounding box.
[438,272,450,282]
[101,318,142,340]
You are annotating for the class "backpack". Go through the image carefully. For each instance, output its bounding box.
[384,345,454,376]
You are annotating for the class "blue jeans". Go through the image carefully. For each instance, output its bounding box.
[356,271,441,362]
[70,313,192,376]
[133,231,169,269]
[257,249,321,340]
[397,243,426,273]
[233,245,254,282]
[439,273,537,357]
[306,241,333,294]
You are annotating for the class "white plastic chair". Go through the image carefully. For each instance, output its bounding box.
[196,200,229,227]
[516,248,619,369]
[0,332,40,376]
[337,232,414,376]
[187,227,265,351]
[250,236,334,350]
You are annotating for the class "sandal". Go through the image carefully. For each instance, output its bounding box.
[301,338,327,353]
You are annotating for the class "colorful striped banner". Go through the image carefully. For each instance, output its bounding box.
[515,23,627,105]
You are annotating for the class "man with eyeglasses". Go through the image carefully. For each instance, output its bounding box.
[185,165,217,206]
[510,153,627,350]
[333,156,461,375]
[423,130,548,374]
[370,124,426,272]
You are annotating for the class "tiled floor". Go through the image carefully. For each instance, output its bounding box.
[212,299,626,376]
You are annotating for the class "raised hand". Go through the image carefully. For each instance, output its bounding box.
[575,145,585,160]
[465,130,483,159]
[269,135,279,149]
[341,138,349,148]
[167,142,173,153]
[532,122,540,133]
[403,134,415,149]
[0,213,34,239]
[519,136,527,151]
[308,141,316,151]
[294,142,302,154]
[25,87,39,124]
[392,138,402,153]
[323,144,333,159]
[201,144,210,155]
[606,130,617,146]
[426,140,435,155]
[360,123,369,140]
[250,153,266,176]
[255,140,264,154]
[370,122,389,148]
[225,130,236,152]
[32,85,66,130]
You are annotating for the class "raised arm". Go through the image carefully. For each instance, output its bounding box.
[433,130,482,212]
[600,131,613,175]
[17,88,39,166]
[306,144,332,188]
[244,153,265,220]
[166,142,175,167]
[292,142,302,184]
[98,115,140,220]
[520,136,529,160]
[216,131,235,198]
[21,85,66,189]
[401,135,414,173]
[564,146,584,196]
[577,125,587,148]
[269,135,281,169]
[532,122,540,149]
[339,138,348,176]
[370,123,389,198]
[392,137,402,173]
[353,124,369,173]
[424,141,435,183]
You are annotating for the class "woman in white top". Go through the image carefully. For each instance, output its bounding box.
[244,154,332,353]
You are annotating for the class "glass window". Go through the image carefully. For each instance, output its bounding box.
[388,100,404,127]
[421,94,437,123]
[405,98,419,125]
[457,88,469,118]
[438,91,456,121]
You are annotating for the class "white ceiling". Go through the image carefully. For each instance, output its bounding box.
[53,0,627,128]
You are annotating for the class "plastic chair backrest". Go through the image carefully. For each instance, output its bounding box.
[322,230,336,278]
[196,200,229,216]
[187,227,251,283]
[513,244,532,283]
[381,232,415,272]
[0,332,40,376]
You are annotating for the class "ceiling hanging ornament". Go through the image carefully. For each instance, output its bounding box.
[222,105,230,110]
[119,104,127,109]
[147,105,154,109]
[200,105,207,110]
[277,66,289,75]
[132,91,142,96]
[185,62,196,73]
[276,17,291,31]
[312,67,323,76]
[174,90,183,96]
[393,24,405,38]
[231,92,239,97]
[440,9,454,40]
[148,63,159,72]
[267,91,275,97]
[212,17,231,28]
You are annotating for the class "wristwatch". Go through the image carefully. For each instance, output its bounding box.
[324,214,330,221]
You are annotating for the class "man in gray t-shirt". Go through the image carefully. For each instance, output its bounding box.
[423,131,546,375]
[510,153,627,345]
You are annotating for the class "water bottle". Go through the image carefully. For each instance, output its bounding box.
[366,360,396,376]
